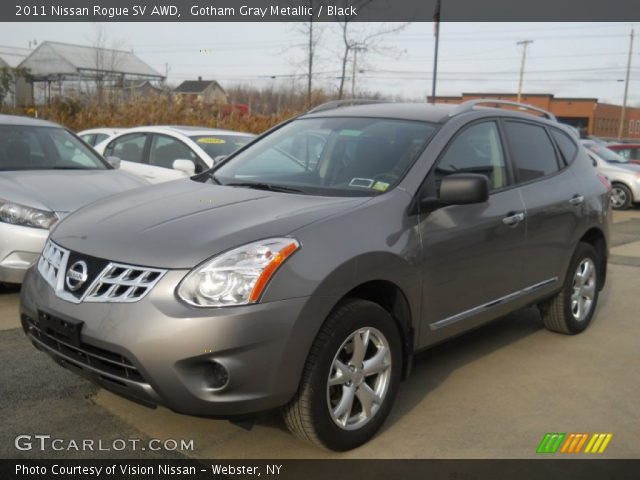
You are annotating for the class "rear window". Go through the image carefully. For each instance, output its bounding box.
[550,129,578,165]
[504,121,560,183]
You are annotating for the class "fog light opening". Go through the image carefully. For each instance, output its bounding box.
[204,361,230,391]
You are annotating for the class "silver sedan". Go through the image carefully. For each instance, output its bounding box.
[0,114,149,284]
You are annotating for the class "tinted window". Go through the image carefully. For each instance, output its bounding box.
[106,133,147,163]
[0,126,106,171]
[550,129,578,165]
[436,122,507,190]
[504,122,559,182]
[149,135,197,169]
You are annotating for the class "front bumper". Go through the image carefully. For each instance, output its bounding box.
[20,267,336,417]
[0,222,48,283]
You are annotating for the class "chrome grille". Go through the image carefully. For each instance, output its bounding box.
[85,263,165,303]
[37,240,166,303]
[38,240,69,289]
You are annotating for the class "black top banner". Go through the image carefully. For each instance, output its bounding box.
[2,0,640,22]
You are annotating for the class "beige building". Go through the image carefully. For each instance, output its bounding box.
[173,78,228,104]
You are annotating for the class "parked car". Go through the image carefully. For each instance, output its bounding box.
[0,115,149,285]
[78,128,125,147]
[94,126,255,183]
[607,143,640,165]
[582,140,640,210]
[21,100,610,451]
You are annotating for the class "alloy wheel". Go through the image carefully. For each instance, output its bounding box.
[571,258,597,322]
[327,327,392,431]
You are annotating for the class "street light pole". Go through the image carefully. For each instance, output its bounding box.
[516,40,533,104]
[618,29,635,141]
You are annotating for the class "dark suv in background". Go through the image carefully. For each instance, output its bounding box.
[21,100,610,451]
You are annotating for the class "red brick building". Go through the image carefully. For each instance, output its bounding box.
[429,93,640,140]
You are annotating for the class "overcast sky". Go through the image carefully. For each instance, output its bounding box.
[1,22,639,105]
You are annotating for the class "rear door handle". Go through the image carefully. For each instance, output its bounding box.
[502,212,525,226]
[570,194,585,206]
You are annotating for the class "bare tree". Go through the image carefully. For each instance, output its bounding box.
[333,1,409,98]
[89,24,124,104]
[293,0,325,108]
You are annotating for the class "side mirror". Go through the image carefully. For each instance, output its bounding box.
[212,155,227,166]
[438,173,489,205]
[172,159,196,176]
[105,156,121,169]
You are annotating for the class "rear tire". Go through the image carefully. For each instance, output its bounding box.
[610,183,632,210]
[283,299,402,451]
[541,242,600,334]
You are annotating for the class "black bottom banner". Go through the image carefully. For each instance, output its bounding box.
[2,459,640,480]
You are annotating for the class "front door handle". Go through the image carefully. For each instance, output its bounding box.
[502,212,525,226]
[569,194,585,206]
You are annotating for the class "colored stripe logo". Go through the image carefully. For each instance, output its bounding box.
[537,433,613,454]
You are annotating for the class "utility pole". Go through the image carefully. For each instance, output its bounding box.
[618,29,634,141]
[516,40,533,103]
[351,44,366,97]
[431,0,441,104]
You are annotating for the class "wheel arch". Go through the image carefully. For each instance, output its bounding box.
[578,227,608,290]
[340,280,414,379]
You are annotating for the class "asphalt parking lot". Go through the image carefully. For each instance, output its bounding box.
[2,209,640,459]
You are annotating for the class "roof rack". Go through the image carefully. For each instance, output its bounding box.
[307,99,385,114]
[449,99,557,122]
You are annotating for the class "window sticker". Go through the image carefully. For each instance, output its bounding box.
[349,178,374,188]
[372,181,390,192]
[339,129,363,137]
[197,137,227,144]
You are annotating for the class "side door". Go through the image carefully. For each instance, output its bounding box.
[103,132,160,181]
[418,120,528,346]
[502,120,584,291]
[148,134,207,180]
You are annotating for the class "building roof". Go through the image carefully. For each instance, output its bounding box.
[174,80,224,94]
[18,41,163,80]
[0,45,30,69]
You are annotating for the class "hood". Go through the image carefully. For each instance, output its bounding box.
[0,170,149,213]
[51,179,369,268]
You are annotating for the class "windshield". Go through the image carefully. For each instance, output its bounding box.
[583,142,628,163]
[190,135,254,158]
[213,117,436,196]
[0,126,108,171]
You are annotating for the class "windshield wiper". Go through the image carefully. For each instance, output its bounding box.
[193,170,221,184]
[49,166,95,170]
[225,182,303,193]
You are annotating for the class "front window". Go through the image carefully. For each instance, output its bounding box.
[213,117,436,196]
[0,126,108,171]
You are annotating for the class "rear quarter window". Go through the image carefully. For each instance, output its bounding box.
[550,128,578,165]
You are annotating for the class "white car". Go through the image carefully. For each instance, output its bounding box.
[94,126,256,183]
[582,140,640,210]
[78,128,125,147]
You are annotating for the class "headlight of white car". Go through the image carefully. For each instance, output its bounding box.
[0,199,58,229]
[177,238,300,307]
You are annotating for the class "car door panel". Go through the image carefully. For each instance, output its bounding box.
[417,120,528,346]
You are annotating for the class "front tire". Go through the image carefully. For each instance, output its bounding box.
[541,242,600,334]
[610,183,632,210]
[283,299,402,451]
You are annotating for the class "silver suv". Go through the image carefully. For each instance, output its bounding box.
[21,100,611,451]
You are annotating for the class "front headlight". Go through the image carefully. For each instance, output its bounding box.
[177,238,300,307]
[0,199,58,229]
